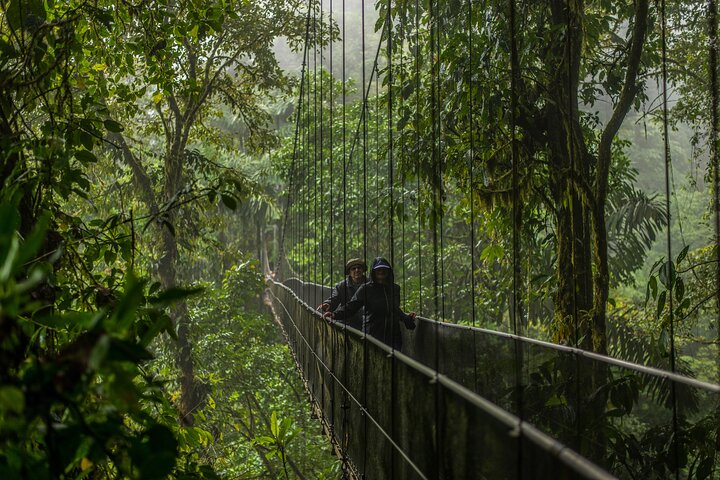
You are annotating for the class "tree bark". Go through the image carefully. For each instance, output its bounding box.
[546,0,594,350]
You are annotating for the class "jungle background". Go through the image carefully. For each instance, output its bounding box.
[1,0,718,478]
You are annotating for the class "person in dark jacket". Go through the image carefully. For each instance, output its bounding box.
[324,257,416,351]
[318,258,367,330]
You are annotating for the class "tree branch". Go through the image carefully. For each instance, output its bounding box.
[596,0,650,206]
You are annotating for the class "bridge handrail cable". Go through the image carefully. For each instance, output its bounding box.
[283,277,720,394]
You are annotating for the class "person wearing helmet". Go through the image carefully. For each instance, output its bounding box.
[317,258,367,330]
[324,257,416,351]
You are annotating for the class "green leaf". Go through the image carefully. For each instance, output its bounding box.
[220,193,237,210]
[0,236,20,283]
[6,0,46,31]
[103,119,124,133]
[254,435,274,446]
[544,394,566,407]
[104,249,117,265]
[270,411,278,437]
[140,312,173,347]
[134,425,178,479]
[0,204,20,237]
[659,261,675,288]
[74,149,98,163]
[0,386,24,414]
[150,286,204,304]
[111,274,146,332]
[656,290,666,320]
[479,244,503,262]
[659,328,670,357]
[149,281,162,295]
[675,245,689,265]
[674,276,684,302]
[645,275,658,306]
[15,210,49,270]
[89,334,111,370]
[79,130,95,150]
[696,456,713,479]
[108,338,153,363]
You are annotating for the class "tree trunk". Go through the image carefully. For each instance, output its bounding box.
[159,135,203,425]
[547,0,594,350]
[544,1,608,464]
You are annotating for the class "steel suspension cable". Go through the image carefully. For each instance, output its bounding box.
[313,0,319,302]
[329,0,334,284]
[428,1,441,477]
[376,68,381,254]
[320,0,335,445]
[469,0,479,393]
[708,0,720,391]
[340,0,352,471]
[660,0,681,477]
[361,2,370,475]
[429,0,440,325]
[386,3,397,475]
[436,4,446,328]
[302,23,309,284]
[509,0,525,474]
[415,0,423,316]
[320,0,325,294]
[399,10,407,308]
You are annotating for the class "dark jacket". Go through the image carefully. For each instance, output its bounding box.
[324,276,365,329]
[333,257,415,350]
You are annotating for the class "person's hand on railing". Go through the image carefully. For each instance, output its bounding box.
[317,302,330,312]
[403,312,417,330]
[323,311,335,323]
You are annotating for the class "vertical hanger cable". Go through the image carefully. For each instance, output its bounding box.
[660,0,680,477]
[469,0,479,392]
[415,0,423,316]
[509,0,525,474]
[708,0,720,389]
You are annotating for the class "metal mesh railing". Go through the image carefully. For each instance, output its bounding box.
[282,278,720,479]
[269,279,615,479]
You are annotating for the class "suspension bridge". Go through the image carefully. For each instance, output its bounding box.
[268,0,720,478]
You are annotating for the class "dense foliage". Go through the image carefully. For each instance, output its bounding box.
[1,0,339,478]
